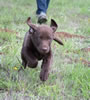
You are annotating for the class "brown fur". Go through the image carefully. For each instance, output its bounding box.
[21,17,63,81]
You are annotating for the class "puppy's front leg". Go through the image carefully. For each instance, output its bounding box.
[21,48,38,68]
[40,52,52,81]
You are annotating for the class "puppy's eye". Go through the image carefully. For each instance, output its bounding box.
[40,36,43,39]
[47,37,52,40]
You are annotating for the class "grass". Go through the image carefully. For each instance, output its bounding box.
[0,0,90,100]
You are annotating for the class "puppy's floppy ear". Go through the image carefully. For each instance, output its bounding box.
[50,19,58,32]
[54,37,64,46]
[27,17,37,33]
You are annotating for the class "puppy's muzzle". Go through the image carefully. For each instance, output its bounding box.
[42,47,49,53]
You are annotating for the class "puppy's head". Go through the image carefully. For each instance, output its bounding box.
[27,17,58,54]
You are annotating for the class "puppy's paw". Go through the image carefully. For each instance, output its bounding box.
[40,70,49,81]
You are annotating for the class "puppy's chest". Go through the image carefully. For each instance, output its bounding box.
[34,51,45,60]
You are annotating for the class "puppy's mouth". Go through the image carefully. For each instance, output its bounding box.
[39,49,49,54]
[42,50,49,54]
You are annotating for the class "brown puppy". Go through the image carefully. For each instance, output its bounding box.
[21,17,63,81]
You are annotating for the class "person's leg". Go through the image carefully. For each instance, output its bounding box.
[36,0,47,14]
[46,0,50,11]
[36,0,50,24]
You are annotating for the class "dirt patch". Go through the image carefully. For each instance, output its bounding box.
[0,28,18,34]
[56,32,87,39]
[0,28,23,39]
[0,53,4,55]
[81,59,90,67]
[66,46,90,53]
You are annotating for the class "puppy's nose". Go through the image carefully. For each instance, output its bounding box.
[42,47,48,52]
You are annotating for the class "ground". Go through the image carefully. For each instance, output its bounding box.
[0,0,90,100]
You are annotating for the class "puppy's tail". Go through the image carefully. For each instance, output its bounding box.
[54,37,64,46]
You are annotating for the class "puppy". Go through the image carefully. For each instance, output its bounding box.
[21,17,63,81]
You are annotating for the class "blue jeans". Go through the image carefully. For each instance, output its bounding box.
[36,0,50,14]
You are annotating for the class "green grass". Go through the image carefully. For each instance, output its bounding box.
[0,0,90,100]
[63,64,90,99]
